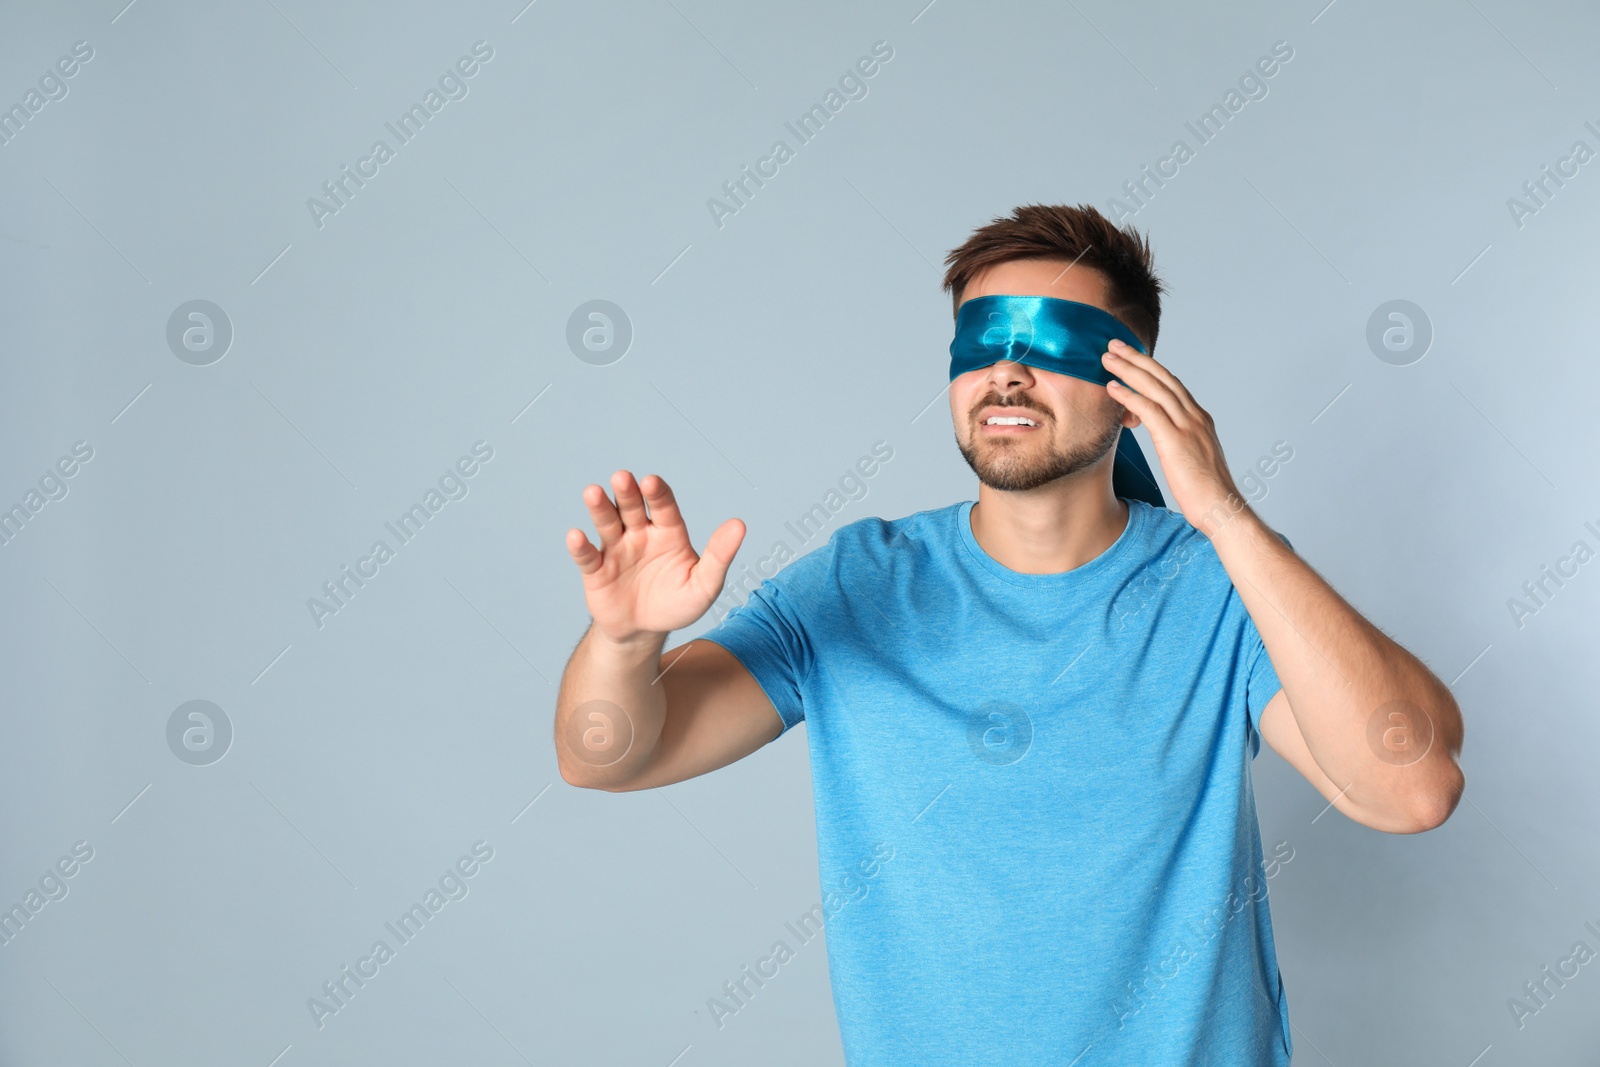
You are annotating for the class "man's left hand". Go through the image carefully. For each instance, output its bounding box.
[1101,339,1247,538]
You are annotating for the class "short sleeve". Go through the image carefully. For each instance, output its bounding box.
[1242,611,1283,760]
[695,576,815,737]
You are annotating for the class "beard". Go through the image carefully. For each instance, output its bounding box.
[956,397,1124,492]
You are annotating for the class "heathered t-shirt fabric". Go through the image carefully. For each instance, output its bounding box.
[696,498,1293,1066]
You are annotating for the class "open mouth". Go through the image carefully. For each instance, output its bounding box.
[980,414,1041,433]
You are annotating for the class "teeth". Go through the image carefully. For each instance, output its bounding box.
[986,416,1036,426]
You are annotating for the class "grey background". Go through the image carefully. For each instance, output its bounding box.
[1,0,1595,1063]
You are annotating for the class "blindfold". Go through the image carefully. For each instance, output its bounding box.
[949,294,1166,508]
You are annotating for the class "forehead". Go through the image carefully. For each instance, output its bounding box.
[960,258,1111,311]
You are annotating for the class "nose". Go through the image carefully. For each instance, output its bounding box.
[983,359,1035,390]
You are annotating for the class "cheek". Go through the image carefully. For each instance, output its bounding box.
[1084,382,1122,416]
[1048,382,1106,422]
[949,378,981,418]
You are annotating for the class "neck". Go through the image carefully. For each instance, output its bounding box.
[969,466,1128,575]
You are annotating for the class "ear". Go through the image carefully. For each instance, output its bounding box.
[1119,406,1142,431]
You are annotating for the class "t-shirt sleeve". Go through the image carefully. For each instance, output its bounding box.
[1242,610,1283,760]
[694,572,816,738]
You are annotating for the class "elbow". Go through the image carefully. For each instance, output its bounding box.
[557,753,637,792]
[556,750,603,791]
[1392,765,1466,834]
[558,761,610,792]
[1383,694,1466,834]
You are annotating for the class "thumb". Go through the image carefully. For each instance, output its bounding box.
[691,517,746,597]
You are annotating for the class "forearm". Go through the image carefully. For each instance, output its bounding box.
[1207,503,1465,829]
[554,623,670,790]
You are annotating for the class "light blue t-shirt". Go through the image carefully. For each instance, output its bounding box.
[698,498,1293,1065]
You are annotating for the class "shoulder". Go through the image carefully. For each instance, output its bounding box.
[1129,500,1295,560]
[1128,500,1221,573]
[829,501,966,574]
[836,501,960,549]
[1121,501,1295,620]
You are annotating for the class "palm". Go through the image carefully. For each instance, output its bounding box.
[584,521,712,634]
[567,472,745,643]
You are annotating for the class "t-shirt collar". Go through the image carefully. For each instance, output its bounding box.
[956,497,1147,588]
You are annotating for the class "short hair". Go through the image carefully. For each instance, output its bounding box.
[941,203,1165,353]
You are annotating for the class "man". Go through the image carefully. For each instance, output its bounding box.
[555,203,1465,1064]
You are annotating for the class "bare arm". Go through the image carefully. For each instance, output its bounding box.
[1213,515,1464,833]
[1100,338,1465,834]
[555,632,782,791]
[554,470,783,792]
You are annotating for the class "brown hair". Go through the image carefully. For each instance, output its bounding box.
[941,203,1165,353]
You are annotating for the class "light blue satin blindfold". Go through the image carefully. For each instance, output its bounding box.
[948,294,1166,508]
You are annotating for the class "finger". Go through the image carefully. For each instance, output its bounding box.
[1102,350,1189,424]
[1106,378,1174,434]
[689,517,746,597]
[565,527,604,575]
[1107,341,1204,419]
[640,474,686,531]
[611,470,649,532]
[582,483,625,548]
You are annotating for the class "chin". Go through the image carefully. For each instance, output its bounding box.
[958,430,1116,493]
[967,451,1069,493]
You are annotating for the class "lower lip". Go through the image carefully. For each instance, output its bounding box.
[981,422,1040,434]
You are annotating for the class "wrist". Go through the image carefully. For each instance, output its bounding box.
[588,623,667,662]
[1187,487,1257,541]
[1205,503,1277,565]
